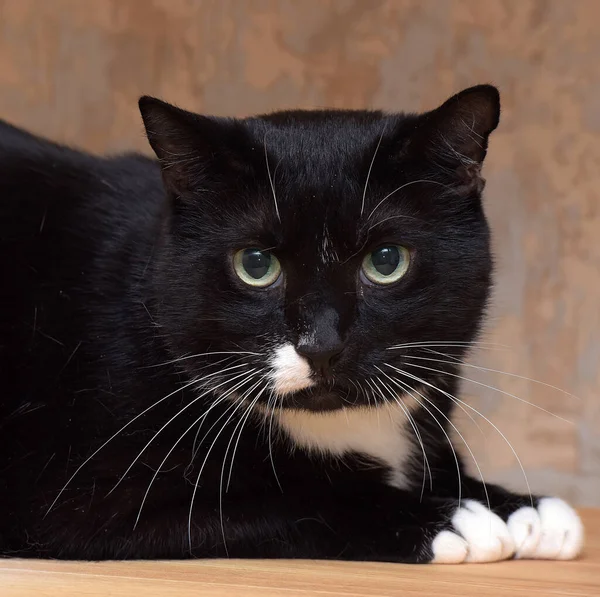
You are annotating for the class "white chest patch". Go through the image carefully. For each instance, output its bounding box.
[275,403,413,488]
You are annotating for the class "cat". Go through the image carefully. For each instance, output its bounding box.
[0,85,583,563]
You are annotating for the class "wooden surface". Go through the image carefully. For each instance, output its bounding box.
[1,509,598,596]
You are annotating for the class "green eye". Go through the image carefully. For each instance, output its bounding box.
[233,248,281,287]
[361,245,410,285]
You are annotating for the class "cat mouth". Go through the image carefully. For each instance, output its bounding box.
[278,385,357,412]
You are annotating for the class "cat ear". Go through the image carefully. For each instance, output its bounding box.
[410,85,500,192]
[138,96,240,195]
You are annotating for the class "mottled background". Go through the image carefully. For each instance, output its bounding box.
[0,0,598,504]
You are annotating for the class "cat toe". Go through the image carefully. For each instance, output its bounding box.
[506,505,541,558]
[432,499,515,564]
[431,530,469,564]
[508,498,584,560]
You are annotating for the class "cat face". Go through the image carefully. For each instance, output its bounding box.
[141,86,499,412]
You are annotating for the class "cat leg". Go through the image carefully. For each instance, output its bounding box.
[33,484,516,563]
[110,483,583,564]
[114,487,462,563]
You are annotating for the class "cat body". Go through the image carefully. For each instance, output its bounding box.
[0,87,583,562]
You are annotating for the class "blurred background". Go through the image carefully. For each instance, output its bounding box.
[0,0,598,505]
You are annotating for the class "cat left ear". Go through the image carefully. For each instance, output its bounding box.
[139,96,239,196]
[410,85,500,193]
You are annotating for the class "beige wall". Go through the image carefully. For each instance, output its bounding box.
[0,0,598,505]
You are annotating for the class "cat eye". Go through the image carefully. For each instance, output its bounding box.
[361,245,410,285]
[233,248,282,288]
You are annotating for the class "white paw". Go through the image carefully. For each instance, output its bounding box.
[432,497,584,564]
[507,497,584,560]
[432,500,515,563]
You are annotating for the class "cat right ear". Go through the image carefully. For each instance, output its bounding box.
[138,97,240,196]
[408,85,501,195]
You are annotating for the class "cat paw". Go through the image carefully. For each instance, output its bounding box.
[432,500,514,563]
[431,498,584,564]
[507,497,584,560]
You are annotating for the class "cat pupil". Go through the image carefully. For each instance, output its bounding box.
[242,249,271,279]
[371,246,400,276]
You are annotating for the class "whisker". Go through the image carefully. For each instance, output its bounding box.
[368,214,424,232]
[265,390,284,493]
[347,378,359,399]
[386,358,483,433]
[367,179,452,221]
[146,351,261,369]
[264,132,281,223]
[108,368,258,496]
[386,363,533,508]
[186,376,264,471]
[409,350,581,402]
[363,379,382,425]
[188,364,257,461]
[136,402,229,520]
[379,367,471,509]
[357,379,371,407]
[45,375,201,516]
[225,381,269,492]
[387,341,508,350]
[134,374,255,529]
[360,123,387,216]
[404,361,573,424]
[370,375,433,499]
[187,387,257,552]
[219,384,266,556]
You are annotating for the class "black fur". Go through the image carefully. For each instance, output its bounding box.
[0,85,534,561]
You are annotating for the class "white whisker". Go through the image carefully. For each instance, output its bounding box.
[266,390,284,493]
[368,214,423,231]
[370,375,432,498]
[387,341,508,350]
[145,351,260,369]
[225,381,268,492]
[188,366,253,462]
[410,350,581,402]
[386,362,533,508]
[360,124,387,216]
[219,382,266,556]
[404,361,573,424]
[367,179,451,221]
[379,367,473,509]
[109,368,257,496]
[45,375,202,516]
[264,132,281,223]
[133,373,257,528]
[187,387,257,552]
[187,375,262,468]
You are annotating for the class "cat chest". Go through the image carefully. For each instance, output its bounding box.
[275,404,413,488]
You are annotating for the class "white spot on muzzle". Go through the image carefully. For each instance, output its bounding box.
[269,343,315,396]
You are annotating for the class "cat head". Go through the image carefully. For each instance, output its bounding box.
[139,85,499,412]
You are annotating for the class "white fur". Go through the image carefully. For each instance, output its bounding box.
[432,498,584,564]
[276,402,413,488]
[269,344,315,396]
[432,500,514,563]
[508,497,584,560]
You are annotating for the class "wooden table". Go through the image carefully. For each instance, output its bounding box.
[2,509,598,596]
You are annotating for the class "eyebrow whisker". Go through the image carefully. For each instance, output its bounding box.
[360,123,387,217]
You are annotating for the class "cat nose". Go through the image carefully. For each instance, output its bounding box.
[296,343,344,376]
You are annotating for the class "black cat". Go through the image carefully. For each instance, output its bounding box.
[0,85,583,562]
